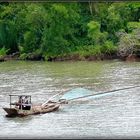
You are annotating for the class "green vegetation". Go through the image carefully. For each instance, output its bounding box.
[0,2,140,61]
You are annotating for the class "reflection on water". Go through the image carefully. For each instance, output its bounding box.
[0,60,140,138]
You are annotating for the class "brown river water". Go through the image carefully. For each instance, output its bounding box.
[0,60,140,139]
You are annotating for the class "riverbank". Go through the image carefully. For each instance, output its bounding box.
[0,53,118,62]
[1,53,140,62]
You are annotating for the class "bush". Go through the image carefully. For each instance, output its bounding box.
[0,47,8,57]
[19,53,28,60]
[101,41,117,55]
[117,29,140,57]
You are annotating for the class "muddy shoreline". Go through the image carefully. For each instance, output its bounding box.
[0,53,140,62]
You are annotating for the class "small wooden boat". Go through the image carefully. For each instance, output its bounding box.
[3,95,60,117]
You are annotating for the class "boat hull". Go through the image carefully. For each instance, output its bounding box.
[3,103,60,117]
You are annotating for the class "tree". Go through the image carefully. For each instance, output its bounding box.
[41,3,80,60]
[0,20,17,53]
[87,21,108,45]
[19,4,47,55]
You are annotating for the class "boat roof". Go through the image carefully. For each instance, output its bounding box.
[9,95,31,97]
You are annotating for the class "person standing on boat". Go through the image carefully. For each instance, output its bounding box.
[17,96,23,109]
[24,96,29,104]
[23,96,31,110]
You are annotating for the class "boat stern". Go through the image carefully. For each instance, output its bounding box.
[3,107,18,117]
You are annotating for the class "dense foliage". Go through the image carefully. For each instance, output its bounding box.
[0,2,140,61]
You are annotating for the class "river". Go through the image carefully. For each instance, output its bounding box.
[0,60,140,139]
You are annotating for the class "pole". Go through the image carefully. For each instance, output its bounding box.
[41,92,63,107]
[10,95,11,108]
[67,85,140,102]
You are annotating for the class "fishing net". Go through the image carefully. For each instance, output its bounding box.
[47,86,140,104]
[59,87,95,101]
